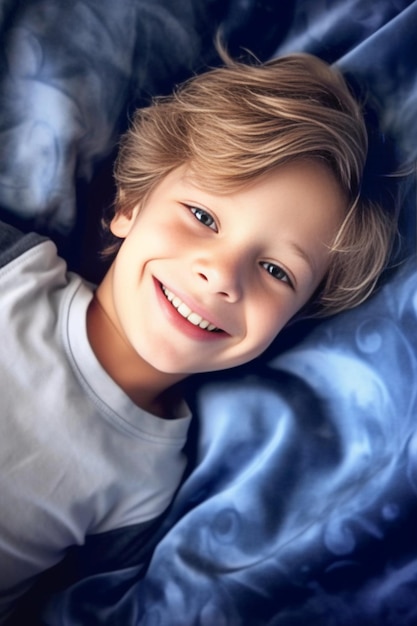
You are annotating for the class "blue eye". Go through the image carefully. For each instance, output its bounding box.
[261,262,293,288]
[189,206,217,231]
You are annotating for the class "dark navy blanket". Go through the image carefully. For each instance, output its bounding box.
[0,1,416,624]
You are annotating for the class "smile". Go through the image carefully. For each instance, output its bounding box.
[161,285,222,332]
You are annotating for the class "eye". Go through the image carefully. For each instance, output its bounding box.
[189,206,218,232]
[261,262,294,288]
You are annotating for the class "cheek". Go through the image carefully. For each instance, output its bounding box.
[246,301,290,355]
[142,216,190,251]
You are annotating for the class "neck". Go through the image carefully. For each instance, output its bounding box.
[86,294,185,418]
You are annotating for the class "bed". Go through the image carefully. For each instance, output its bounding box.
[1,1,416,624]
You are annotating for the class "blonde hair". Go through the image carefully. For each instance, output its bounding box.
[109,52,398,317]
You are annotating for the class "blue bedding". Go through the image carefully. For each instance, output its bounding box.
[0,1,416,624]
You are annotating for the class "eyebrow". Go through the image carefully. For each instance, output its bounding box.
[286,241,317,276]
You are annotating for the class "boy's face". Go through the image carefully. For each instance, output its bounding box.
[97,161,345,377]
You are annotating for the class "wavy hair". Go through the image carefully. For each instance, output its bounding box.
[108,51,398,317]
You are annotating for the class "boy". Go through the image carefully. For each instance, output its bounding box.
[0,51,397,622]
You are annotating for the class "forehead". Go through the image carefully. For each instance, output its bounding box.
[169,159,345,198]
[171,160,346,212]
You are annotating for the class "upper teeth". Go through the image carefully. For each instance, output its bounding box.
[162,285,220,332]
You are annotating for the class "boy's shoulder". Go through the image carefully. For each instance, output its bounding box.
[0,219,47,270]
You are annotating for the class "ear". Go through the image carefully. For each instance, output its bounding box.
[110,206,140,238]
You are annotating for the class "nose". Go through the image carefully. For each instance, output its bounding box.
[192,253,244,302]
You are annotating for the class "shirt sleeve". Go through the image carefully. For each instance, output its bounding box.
[0,220,46,270]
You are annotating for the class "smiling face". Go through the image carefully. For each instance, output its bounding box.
[92,160,346,390]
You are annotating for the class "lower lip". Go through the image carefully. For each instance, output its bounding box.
[154,278,227,342]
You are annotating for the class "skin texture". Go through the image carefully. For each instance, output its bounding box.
[87,160,346,417]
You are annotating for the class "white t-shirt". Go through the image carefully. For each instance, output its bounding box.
[0,224,191,621]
